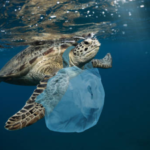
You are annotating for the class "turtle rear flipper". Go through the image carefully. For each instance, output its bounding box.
[5,103,45,130]
[5,75,52,130]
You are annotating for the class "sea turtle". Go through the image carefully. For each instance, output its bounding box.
[0,36,112,131]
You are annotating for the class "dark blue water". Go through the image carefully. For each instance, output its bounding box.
[0,0,150,150]
[0,40,150,150]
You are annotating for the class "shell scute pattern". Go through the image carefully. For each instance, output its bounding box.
[0,45,55,77]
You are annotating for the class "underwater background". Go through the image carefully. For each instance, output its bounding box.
[0,0,150,150]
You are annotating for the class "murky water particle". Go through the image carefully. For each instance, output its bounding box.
[40,17,43,19]
[114,0,117,4]
[111,13,113,16]
[3,5,5,7]
[36,24,38,26]
[57,1,60,4]
[129,12,132,16]
[96,16,98,18]
[122,31,125,34]
[75,11,78,13]
[18,8,21,10]
[102,11,105,14]
[95,6,98,8]
[92,11,95,14]
[112,29,115,31]
[89,15,91,17]
[118,15,121,17]
[82,7,85,9]
[67,11,69,13]
[38,6,40,8]
[123,24,128,27]
[14,9,17,11]
[1,30,5,32]
[69,27,72,30]
[140,5,144,8]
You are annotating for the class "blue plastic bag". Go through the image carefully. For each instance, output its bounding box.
[36,67,105,133]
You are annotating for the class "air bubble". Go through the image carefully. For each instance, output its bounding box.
[50,16,56,18]
[140,5,144,8]
[129,12,132,16]
[87,11,90,14]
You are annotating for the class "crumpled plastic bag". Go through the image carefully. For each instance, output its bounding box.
[36,67,105,133]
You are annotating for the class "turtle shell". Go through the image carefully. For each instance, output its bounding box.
[0,35,84,78]
[0,45,55,78]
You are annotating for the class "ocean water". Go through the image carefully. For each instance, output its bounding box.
[0,0,150,150]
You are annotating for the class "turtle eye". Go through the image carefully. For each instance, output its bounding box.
[84,41,89,45]
[85,48,88,51]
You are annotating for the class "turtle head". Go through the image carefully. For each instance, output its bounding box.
[69,38,101,68]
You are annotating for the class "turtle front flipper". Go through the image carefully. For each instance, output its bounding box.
[92,53,112,69]
[5,75,53,131]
